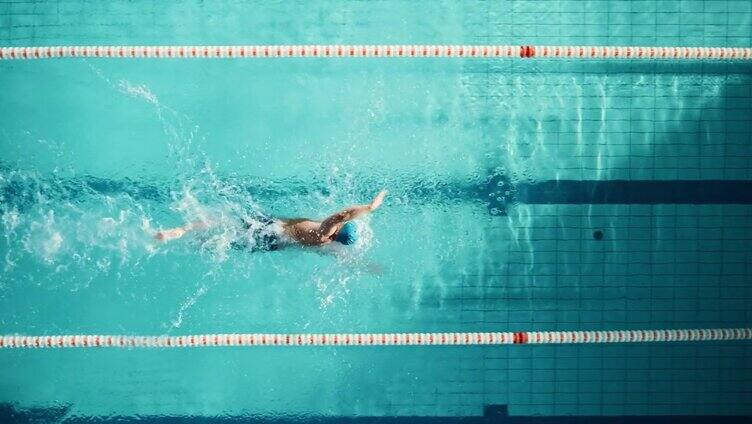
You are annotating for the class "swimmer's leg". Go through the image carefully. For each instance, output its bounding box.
[154,220,211,242]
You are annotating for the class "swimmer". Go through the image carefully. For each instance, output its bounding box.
[154,190,387,251]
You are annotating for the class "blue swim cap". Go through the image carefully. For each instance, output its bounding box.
[334,222,357,245]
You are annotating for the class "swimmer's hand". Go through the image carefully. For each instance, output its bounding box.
[369,190,387,211]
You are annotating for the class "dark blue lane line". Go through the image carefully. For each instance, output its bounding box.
[2,166,751,217]
[482,176,752,215]
[515,180,752,204]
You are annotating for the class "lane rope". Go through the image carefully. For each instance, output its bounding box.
[1,328,750,348]
[0,45,750,60]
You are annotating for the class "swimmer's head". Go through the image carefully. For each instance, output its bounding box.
[334,222,357,245]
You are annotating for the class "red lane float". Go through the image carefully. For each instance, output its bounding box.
[0,45,750,60]
[1,328,750,349]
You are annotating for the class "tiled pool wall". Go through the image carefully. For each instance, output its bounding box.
[1,1,750,47]
[454,1,751,415]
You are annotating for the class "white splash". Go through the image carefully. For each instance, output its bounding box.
[22,210,64,264]
[169,284,208,329]
[118,79,159,105]
[1,208,20,230]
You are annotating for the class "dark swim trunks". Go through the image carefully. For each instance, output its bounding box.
[231,215,282,251]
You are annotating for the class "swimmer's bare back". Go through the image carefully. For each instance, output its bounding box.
[154,190,387,247]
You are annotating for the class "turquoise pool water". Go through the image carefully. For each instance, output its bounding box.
[1,0,751,420]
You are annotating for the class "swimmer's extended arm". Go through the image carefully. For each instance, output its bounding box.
[318,190,387,241]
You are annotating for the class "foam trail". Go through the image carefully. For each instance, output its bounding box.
[0,66,382,325]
